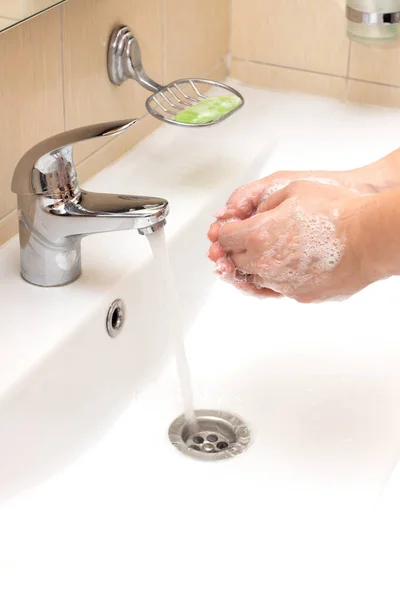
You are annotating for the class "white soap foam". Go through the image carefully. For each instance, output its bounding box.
[252,200,345,296]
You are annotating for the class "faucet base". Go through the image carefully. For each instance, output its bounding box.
[19,221,82,287]
[20,267,82,287]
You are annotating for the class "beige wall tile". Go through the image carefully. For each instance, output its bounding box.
[347,80,400,108]
[0,8,64,220]
[0,0,30,19]
[207,60,228,82]
[0,1,60,19]
[349,43,400,87]
[0,211,18,246]
[232,59,346,100]
[164,0,229,82]
[62,0,163,163]
[77,115,161,183]
[26,1,63,14]
[231,0,349,77]
[0,18,17,31]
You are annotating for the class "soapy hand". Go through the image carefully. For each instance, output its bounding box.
[208,177,375,302]
[211,168,374,224]
[208,169,372,298]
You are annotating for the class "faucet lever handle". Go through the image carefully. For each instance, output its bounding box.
[12,119,137,195]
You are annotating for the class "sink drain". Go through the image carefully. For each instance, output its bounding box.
[168,409,251,461]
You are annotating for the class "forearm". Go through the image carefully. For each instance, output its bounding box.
[350,149,400,192]
[361,186,400,281]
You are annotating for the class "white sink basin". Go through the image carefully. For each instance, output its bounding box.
[1,83,400,597]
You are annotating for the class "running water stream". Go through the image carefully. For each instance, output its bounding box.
[148,228,197,427]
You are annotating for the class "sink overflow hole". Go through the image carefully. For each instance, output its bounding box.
[106,299,126,337]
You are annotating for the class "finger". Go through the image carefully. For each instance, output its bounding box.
[218,218,254,253]
[226,174,295,219]
[253,274,281,294]
[230,264,282,298]
[214,257,235,280]
[256,185,292,214]
[229,260,283,297]
[218,220,248,253]
[213,206,234,219]
[232,268,255,284]
[220,180,269,220]
[218,212,268,253]
[208,242,226,262]
[208,221,221,242]
[231,251,253,273]
[216,175,293,221]
[232,279,281,298]
[213,257,282,298]
[230,259,282,296]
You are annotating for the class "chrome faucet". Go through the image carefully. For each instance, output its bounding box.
[11,119,169,287]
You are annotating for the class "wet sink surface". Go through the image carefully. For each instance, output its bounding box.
[3,275,399,598]
[138,276,400,503]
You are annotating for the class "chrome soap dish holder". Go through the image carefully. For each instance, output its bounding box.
[107,26,244,128]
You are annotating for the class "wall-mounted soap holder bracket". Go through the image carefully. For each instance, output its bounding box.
[107,25,244,128]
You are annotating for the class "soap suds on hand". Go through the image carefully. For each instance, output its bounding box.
[254,200,345,295]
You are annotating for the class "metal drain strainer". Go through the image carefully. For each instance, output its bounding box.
[169,409,251,461]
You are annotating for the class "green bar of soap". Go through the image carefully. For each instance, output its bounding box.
[175,95,242,124]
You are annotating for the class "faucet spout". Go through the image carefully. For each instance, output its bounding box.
[47,190,169,236]
[12,120,169,287]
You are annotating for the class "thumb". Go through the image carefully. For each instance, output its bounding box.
[218,212,269,253]
[217,180,272,220]
[256,184,293,214]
